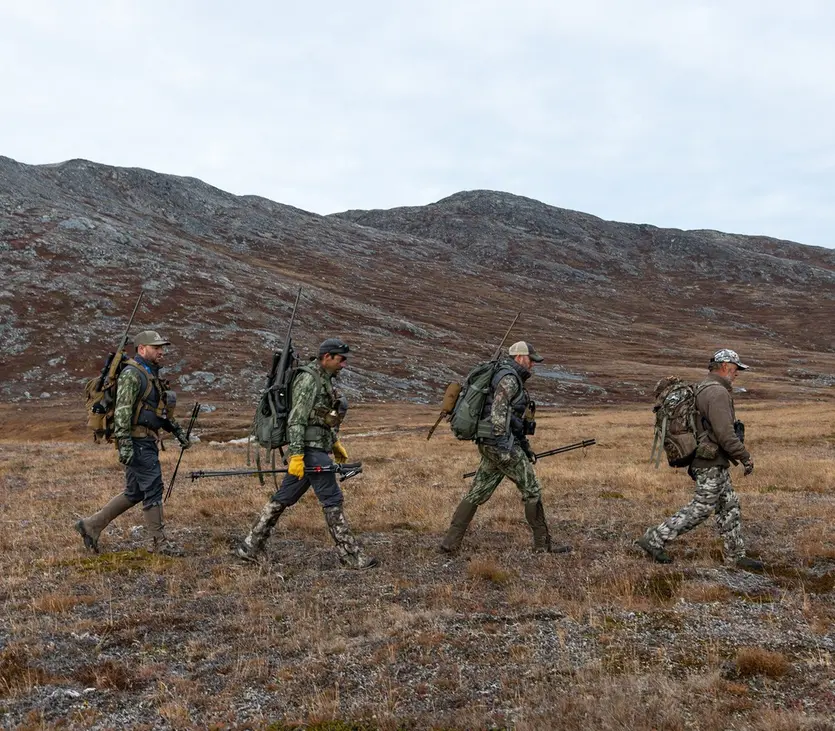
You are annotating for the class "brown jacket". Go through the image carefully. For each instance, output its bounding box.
[691,373,750,469]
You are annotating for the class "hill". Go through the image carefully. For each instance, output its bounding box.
[2,156,834,408]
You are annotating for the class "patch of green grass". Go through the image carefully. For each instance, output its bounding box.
[57,549,175,575]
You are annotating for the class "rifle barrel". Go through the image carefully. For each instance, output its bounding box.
[462,438,596,478]
[490,311,521,361]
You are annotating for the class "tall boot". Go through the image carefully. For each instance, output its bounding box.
[143,504,184,556]
[439,499,478,553]
[323,505,378,570]
[74,494,136,553]
[524,498,571,554]
[235,500,286,563]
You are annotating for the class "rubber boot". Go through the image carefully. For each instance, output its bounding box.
[74,494,136,553]
[524,498,571,553]
[235,500,287,563]
[323,505,378,570]
[143,504,184,556]
[439,499,478,553]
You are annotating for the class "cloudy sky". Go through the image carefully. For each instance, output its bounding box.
[2,0,833,247]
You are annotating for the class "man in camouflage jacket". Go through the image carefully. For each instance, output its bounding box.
[440,341,571,554]
[75,330,191,556]
[637,349,763,571]
[236,338,378,569]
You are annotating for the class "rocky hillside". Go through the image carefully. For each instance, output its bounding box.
[2,155,834,409]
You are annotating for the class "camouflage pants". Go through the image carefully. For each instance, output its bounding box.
[464,443,542,506]
[644,466,745,563]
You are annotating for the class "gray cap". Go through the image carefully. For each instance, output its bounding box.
[711,348,749,370]
[318,338,350,357]
[134,330,171,346]
[508,341,544,362]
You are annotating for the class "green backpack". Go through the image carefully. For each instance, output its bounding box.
[449,361,502,441]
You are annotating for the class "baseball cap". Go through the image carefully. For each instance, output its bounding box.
[508,341,544,362]
[134,330,171,346]
[711,349,749,370]
[318,338,350,357]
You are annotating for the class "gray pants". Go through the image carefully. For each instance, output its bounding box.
[124,437,164,508]
[644,465,745,563]
[272,449,343,509]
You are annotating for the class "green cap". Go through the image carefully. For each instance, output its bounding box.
[134,330,171,346]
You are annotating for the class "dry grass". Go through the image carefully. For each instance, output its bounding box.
[734,647,791,678]
[0,400,834,728]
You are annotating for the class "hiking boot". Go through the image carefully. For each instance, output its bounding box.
[635,536,672,564]
[540,544,573,554]
[236,500,286,564]
[234,543,262,564]
[75,494,136,552]
[735,556,764,572]
[439,499,478,553]
[323,506,379,570]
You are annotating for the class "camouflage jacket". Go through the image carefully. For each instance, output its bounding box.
[287,361,341,456]
[113,357,182,442]
[485,359,530,440]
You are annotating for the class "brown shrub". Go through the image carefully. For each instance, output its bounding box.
[734,647,790,678]
[466,558,513,585]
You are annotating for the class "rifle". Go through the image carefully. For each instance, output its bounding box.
[463,438,596,478]
[249,286,302,481]
[426,311,521,440]
[96,290,144,403]
[189,461,363,482]
[164,402,201,502]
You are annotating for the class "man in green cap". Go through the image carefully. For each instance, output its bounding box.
[236,338,378,569]
[440,341,571,554]
[74,330,192,556]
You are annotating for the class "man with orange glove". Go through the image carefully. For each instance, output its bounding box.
[236,338,378,569]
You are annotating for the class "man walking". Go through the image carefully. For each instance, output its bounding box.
[440,341,571,554]
[75,330,192,555]
[236,338,378,570]
[636,349,762,570]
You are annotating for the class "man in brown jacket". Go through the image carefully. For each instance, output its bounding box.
[636,349,763,570]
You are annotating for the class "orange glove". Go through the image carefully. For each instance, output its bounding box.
[332,441,348,464]
[288,454,305,478]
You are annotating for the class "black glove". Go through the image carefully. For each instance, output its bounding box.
[742,458,754,476]
[521,439,537,464]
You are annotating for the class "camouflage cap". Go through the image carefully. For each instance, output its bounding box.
[318,338,350,357]
[508,341,544,362]
[710,348,749,370]
[134,330,171,346]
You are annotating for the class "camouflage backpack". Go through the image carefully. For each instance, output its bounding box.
[649,376,699,468]
[84,350,131,443]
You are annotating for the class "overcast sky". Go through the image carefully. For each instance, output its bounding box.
[2,0,833,248]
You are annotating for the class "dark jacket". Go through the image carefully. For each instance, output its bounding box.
[691,373,750,469]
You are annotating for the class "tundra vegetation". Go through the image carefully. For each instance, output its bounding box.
[0,401,833,730]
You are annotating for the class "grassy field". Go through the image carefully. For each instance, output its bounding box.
[1,401,834,730]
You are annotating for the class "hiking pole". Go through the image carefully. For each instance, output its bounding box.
[165,402,201,502]
[188,462,363,482]
[462,438,596,478]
